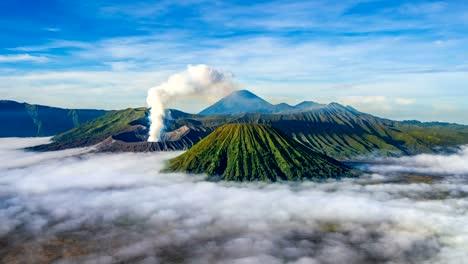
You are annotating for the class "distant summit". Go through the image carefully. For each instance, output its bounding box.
[198,90,324,115]
[199,90,272,115]
[165,123,356,181]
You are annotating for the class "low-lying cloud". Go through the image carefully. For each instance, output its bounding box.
[338,96,417,115]
[368,145,468,176]
[1,138,468,264]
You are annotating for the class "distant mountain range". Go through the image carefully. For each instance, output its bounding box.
[0,100,107,137]
[199,90,324,115]
[29,90,468,160]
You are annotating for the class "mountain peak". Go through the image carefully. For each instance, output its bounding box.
[295,101,320,107]
[229,89,259,99]
[328,102,348,109]
[199,90,328,115]
[198,90,272,115]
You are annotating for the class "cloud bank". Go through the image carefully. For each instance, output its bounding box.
[1,139,468,263]
[368,145,468,176]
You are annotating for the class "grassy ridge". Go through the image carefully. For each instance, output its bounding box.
[29,108,147,151]
[166,123,355,181]
[31,103,468,159]
[53,108,147,142]
[237,104,468,159]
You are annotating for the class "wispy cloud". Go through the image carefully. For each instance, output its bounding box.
[340,96,388,104]
[0,70,172,109]
[41,27,60,32]
[394,97,416,105]
[2,33,467,121]
[398,1,447,16]
[338,96,417,115]
[0,54,49,63]
[11,40,91,52]
[97,1,172,18]
[0,0,467,123]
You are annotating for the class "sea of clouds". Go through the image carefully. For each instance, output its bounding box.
[1,138,468,264]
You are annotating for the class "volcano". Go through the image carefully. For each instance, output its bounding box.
[198,90,273,115]
[165,123,356,181]
[198,90,324,115]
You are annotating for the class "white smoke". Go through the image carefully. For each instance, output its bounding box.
[146,64,236,141]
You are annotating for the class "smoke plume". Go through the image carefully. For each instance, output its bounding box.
[146,64,236,141]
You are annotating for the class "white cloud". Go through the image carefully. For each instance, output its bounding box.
[339,96,415,107]
[0,54,49,63]
[98,1,172,18]
[1,138,468,263]
[2,2,468,123]
[1,34,466,122]
[432,104,458,112]
[105,61,138,71]
[370,145,468,176]
[394,97,416,105]
[340,95,387,105]
[0,70,172,109]
[399,2,447,16]
[41,27,60,32]
[11,40,91,52]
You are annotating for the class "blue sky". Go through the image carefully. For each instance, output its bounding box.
[1,0,467,123]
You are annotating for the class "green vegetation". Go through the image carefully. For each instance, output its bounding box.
[53,108,147,143]
[31,101,468,160]
[29,108,147,151]
[166,123,356,181]
[238,104,468,159]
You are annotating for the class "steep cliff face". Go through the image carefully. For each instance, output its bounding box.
[165,123,356,181]
[0,100,107,137]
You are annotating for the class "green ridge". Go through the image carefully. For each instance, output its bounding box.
[165,123,356,181]
[29,108,147,151]
[35,104,468,160]
[252,105,468,159]
[31,101,468,159]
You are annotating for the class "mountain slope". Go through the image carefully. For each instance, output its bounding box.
[29,108,147,151]
[30,91,468,160]
[166,123,355,181]
[229,103,468,159]
[0,100,107,137]
[29,108,217,152]
[31,103,468,160]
